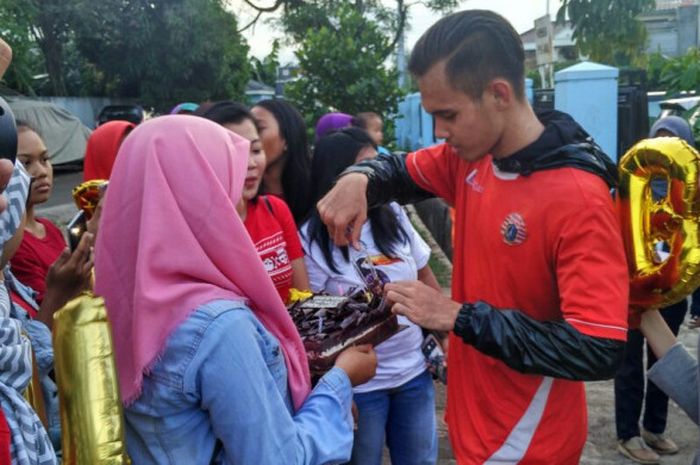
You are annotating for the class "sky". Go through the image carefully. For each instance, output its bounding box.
[231,0,565,62]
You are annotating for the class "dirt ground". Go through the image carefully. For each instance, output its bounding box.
[384,324,698,465]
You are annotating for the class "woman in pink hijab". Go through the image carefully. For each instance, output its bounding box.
[94,116,376,465]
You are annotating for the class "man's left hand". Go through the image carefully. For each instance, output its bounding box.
[384,280,461,331]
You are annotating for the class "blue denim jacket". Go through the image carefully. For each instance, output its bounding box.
[125,299,354,465]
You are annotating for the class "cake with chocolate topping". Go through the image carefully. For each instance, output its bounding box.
[289,290,399,375]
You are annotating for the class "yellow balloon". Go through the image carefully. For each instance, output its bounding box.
[617,137,700,308]
[52,293,129,465]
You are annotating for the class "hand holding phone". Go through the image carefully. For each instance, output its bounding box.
[67,211,88,252]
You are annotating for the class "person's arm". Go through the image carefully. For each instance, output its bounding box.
[269,197,311,291]
[0,38,11,81]
[342,152,434,208]
[386,203,629,381]
[640,309,678,359]
[318,145,458,248]
[640,309,699,424]
[417,265,440,292]
[191,310,373,465]
[34,233,93,330]
[291,258,311,291]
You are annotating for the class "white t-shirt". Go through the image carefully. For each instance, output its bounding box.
[299,203,430,393]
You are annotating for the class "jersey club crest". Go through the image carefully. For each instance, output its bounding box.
[501,213,527,246]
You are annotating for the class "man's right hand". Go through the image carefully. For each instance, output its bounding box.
[334,344,377,386]
[317,173,369,248]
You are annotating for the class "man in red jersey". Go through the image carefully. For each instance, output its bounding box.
[317,10,628,465]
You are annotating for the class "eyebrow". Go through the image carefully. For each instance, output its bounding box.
[431,109,456,117]
[17,150,48,159]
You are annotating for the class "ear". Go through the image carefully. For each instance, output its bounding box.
[487,79,515,110]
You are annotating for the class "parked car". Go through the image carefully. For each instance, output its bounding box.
[96,105,144,127]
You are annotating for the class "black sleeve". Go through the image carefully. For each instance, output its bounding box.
[340,152,434,208]
[453,301,625,381]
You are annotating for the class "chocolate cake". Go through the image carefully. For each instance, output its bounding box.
[290,290,399,375]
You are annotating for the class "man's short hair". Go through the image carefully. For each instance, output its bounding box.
[408,10,525,100]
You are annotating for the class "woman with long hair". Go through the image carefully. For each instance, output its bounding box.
[196,101,310,301]
[94,116,376,464]
[251,100,312,224]
[301,127,440,465]
[11,122,66,302]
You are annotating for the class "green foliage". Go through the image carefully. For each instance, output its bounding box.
[645,51,669,91]
[0,0,250,107]
[659,48,700,94]
[71,0,250,110]
[558,0,655,66]
[284,5,405,140]
[0,0,43,95]
[0,0,78,95]
[275,0,457,62]
[251,40,280,86]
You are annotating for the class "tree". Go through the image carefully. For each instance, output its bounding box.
[251,39,280,86]
[557,0,655,66]
[0,0,78,95]
[240,0,457,63]
[659,48,700,94]
[71,0,251,109]
[285,5,405,139]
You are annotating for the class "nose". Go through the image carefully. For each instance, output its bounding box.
[433,118,449,140]
[33,161,49,179]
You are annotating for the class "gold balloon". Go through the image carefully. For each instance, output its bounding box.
[617,137,700,308]
[72,180,108,219]
[23,349,48,430]
[52,293,129,465]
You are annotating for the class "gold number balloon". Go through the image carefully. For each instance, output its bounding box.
[53,293,129,465]
[617,137,700,308]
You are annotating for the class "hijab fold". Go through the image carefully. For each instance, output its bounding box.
[83,121,136,181]
[94,116,311,409]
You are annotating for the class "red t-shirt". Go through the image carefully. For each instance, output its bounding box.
[0,408,10,465]
[12,218,66,302]
[406,144,628,465]
[244,196,304,303]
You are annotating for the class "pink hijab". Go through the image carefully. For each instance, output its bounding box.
[94,115,311,409]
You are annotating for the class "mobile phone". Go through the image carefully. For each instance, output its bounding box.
[66,210,87,252]
[421,333,447,384]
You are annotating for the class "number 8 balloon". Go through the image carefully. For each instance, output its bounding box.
[617,137,700,308]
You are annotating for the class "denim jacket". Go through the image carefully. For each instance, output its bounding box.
[125,299,354,465]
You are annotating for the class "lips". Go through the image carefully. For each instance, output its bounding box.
[33,182,51,193]
[244,177,258,187]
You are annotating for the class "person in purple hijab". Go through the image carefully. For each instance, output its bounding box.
[315,112,353,142]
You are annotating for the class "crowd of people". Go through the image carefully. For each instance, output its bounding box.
[0,8,699,465]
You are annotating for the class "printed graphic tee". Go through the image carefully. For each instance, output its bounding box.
[244,196,304,303]
[300,203,431,393]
